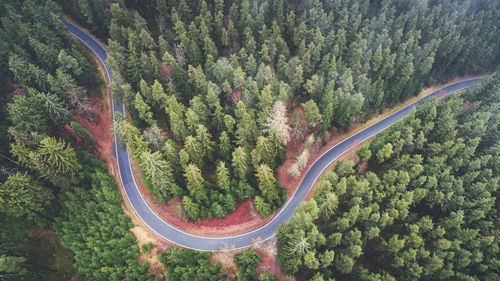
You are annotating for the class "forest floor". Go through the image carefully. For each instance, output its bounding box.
[211,237,283,280]
[21,228,78,281]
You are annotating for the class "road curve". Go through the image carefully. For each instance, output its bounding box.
[65,19,483,251]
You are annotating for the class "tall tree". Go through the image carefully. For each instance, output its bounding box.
[256,164,280,205]
[216,161,230,190]
[140,151,175,202]
[31,137,81,186]
[184,164,206,202]
[232,146,249,180]
[0,172,53,217]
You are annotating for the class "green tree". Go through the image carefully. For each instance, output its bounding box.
[140,151,175,202]
[195,125,214,161]
[376,143,393,163]
[254,196,272,218]
[0,255,34,281]
[57,49,82,76]
[232,146,249,180]
[216,161,230,190]
[234,249,262,281]
[135,92,153,124]
[256,164,280,204]
[184,136,202,166]
[182,196,201,221]
[357,146,372,162]
[0,172,53,217]
[302,100,322,128]
[7,95,50,134]
[184,164,206,202]
[151,80,167,107]
[219,131,232,161]
[31,137,81,186]
[159,248,226,280]
[255,136,277,168]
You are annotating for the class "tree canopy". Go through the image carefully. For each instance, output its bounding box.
[276,74,500,280]
[70,0,498,220]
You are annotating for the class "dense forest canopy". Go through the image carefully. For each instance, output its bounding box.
[61,0,500,221]
[0,0,499,280]
[0,1,150,280]
[276,74,500,280]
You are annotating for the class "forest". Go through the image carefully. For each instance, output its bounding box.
[276,74,499,280]
[64,0,499,221]
[0,0,498,280]
[0,0,154,280]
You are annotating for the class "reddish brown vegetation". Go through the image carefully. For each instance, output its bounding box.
[1,77,24,96]
[231,90,242,104]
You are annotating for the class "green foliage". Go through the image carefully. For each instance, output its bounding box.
[0,216,36,280]
[276,75,500,280]
[70,121,97,146]
[141,242,155,253]
[233,249,262,281]
[32,137,82,187]
[159,248,230,281]
[64,0,499,224]
[140,150,175,202]
[356,146,372,163]
[55,152,152,281]
[0,172,53,217]
[302,100,322,128]
[0,1,153,280]
[0,255,36,281]
[258,272,278,281]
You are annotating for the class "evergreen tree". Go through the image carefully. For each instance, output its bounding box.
[184,164,207,202]
[0,172,53,217]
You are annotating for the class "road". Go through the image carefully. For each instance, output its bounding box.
[65,19,482,251]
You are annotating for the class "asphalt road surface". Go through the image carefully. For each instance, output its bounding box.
[65,19,482,251]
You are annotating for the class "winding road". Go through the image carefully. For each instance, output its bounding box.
[65,19,483,251]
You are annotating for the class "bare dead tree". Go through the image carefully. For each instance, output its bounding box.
[66,87,95,122]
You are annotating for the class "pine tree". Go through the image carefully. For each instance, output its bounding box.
[31,137,81,186]
[232,146,249,180]
[7,95,50,134]
[140,151,174,202]
[182,196,201,221]
[184,136,202,166]
[184,164,206,202]
[216,161,230,190]
[256,164,280,205]
[135,92,153,124]
[57,50,82,76]
[195,125,214,161]
[255,136,277,168]
[0,172,53,216]
[219,131,232,161]
[302,100,322,128]
[254,196,272,217]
